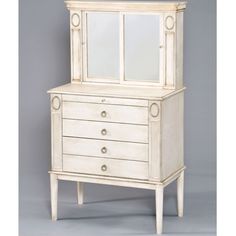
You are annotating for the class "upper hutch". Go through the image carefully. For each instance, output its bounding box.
[48,1,187,234]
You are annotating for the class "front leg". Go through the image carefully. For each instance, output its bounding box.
[50,173,58,221]
[155,185,164,234]
[177,171,184,217]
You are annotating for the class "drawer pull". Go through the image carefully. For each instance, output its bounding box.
[101,129,107,135]
[101,147,107,154]
[101,164,107,172]
[101,111,107,118]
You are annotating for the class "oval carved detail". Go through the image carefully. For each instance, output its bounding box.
[150,103,159,118]
[52,96,61,110]
[165,15,175,30]
[71,13,80,27]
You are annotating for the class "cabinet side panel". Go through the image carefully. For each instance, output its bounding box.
[50,94,62,171]
[176,11,184,89]
[161,92,184,179]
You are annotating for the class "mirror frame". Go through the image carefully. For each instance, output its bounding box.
[82,11,165,86]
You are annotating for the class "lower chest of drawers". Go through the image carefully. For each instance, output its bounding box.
[50,93,184,182]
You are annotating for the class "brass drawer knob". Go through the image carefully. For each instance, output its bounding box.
[101,164,107,172]
[101,129,107,135]
[101,111,107,118]
[101,147,107,154]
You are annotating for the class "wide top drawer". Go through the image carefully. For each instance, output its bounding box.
[62,94,148,107]
[63,102,148,125]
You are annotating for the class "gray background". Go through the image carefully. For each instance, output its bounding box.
[19,0,216,235]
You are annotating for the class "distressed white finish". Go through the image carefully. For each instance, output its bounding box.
[63,119,148,143]
[63,137,148,161]
[63,154,149,179]
[48,1,186,234]
[63,101,148,124]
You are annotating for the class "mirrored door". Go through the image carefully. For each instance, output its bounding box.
[86,12,120,80]
[124,14,160,82]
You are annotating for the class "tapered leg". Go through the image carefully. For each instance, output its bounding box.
[155,185,164,234]
[50,173,58,221]
[177,171,184,217]
[77,182,84,205]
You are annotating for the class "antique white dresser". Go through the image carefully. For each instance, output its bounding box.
[48,1,186,234]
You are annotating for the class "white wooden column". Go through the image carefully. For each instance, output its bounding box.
[70,11,82,83]
[149,101,162,181]
[50,94,62,171]
[164,12,176,89]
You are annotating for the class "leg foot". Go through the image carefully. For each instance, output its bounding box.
[155,185,164,234]
[77,182,83,205]
[177,171,184,217]
[50,173,58,221]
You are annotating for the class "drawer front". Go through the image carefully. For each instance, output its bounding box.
[63,102,148,125]
[63,154,148,180]
[63,95,148,107]
[63,137,148,162]
[63,119,148,143]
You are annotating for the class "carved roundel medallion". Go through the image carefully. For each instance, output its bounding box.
[150,103,160,118]
[71,13,80,27]
[52,96,61,110]
[165,15,175,30]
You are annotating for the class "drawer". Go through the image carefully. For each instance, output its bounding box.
[63,137,148,162]
[63,119,148,143]
[62,94,148,107]
[63,154,149,180]
[63,102,148,125]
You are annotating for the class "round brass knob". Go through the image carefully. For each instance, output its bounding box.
[101,147,107,154]
[101,129,107,135]
[101,111,107,118]
[101,164,107,172]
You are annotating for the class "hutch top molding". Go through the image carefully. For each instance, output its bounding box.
[65,0,186,90]
[65,1,187,12]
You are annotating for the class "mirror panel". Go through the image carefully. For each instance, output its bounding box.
[124,15,160,82]
[87,12,120,80]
